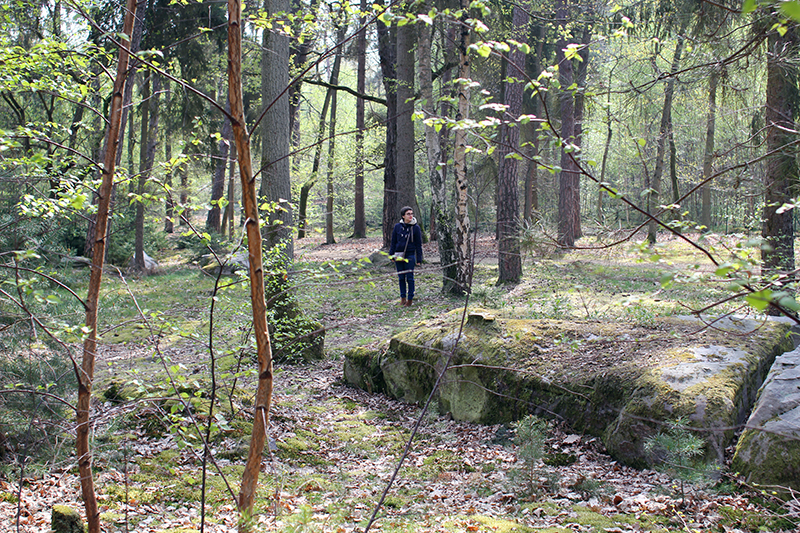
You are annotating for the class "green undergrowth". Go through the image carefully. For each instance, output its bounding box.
[2,234,794,532]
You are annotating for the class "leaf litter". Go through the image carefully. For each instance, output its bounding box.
[1,357,795,532]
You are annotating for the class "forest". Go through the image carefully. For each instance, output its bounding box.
[2,0,800,531]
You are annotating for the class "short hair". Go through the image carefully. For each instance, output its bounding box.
[400,206,413,217]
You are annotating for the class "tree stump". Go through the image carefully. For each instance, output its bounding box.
[51,505,84,533]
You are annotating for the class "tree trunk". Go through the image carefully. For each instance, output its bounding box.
[164,79,175,233]
[647,33,685,245]
[325,71,339,245]
[572,24,590,238]
[701,67,719,231]
[207,102,233,233]
[222,140,237,237]
[378,1,397,249]
[296,23,346,239]
[523,21,545,221]
[555,0,580,249]
[78,1,137,530]
[259,0,293,256]
[227,0,274,525]
[419,0,457,292]
[453,0,472,294]
[353,0,367,238]
[762,26,799,281]
[395,5,417,215]
[598,66,614,222]
[497,5,526,284]
[84,0,144,257]
[179,163,190,225]
[289,0,314,170]
[134,74,161,271]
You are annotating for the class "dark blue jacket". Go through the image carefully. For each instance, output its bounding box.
[389,219,423,264]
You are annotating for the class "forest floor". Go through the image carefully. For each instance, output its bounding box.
[1,233,798,532]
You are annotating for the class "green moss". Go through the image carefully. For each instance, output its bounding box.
[717,504,798,531]
[471,515,540,533]
[572,505,669,531]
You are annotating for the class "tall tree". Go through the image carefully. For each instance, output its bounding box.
[226,0,274,524]
[134,72,161,270]
[259,0,293,256]
[453,1,472,294]
[555,0,581,249]
[701,66,719,231]
[762,21,799,279]
[296,22,346,239]
[395,5,418,216]
[207,101,233,233]
[325,60,340,245]
[647,31,686,244]
[78,1,138,530]
[289,0,315,162]
[84,0,145,257]
[353,0,367,238]
[496,5,527,284]
[523,18,547,221]
[419,4,457,292]
[378,0,398,249]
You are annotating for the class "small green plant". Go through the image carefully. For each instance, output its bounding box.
[509,415,560,497]
[644,417,710,505]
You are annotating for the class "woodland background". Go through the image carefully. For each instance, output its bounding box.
[3,0,800,531]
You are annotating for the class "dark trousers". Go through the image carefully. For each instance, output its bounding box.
[395,255,416,300]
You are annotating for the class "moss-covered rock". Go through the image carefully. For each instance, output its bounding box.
[731,347,800,492]
[343,347,386,394]
[346,310,793,467]
[51,504,83,533]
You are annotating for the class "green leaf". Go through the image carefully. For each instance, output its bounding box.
[780,1,800,22]
[745,289,772,312]
[714,263,735,276]
[741,0,757,15]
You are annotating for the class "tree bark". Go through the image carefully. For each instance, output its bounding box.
[353,0,367,238]
[762,26,799,281]
[134,73,161,271]
[164,78,175,233]
[701,67,719,231]
[207,102,233,233]
[647,33,685,245]
[555,0,580,249]
[598,65,614,221]
[296,23,346,239]
[222,140,237,237]
[84,0,144,257]
[523,20,545,221]
[419,0,457,292]
[395,5,418,216]
[259,0,293,256]
[325,70,339,245]
[227,0,274,524]
[289,0,314,170]
[78,1,137,530]
[453,0,472,294]
[496,5,527,284]
[378,1,397,249]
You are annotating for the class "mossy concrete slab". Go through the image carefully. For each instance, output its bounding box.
[345,310,792,467]
[732,347,800,492]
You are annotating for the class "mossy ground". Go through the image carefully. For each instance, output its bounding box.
[2,234,796,531]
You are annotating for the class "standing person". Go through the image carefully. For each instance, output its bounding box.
[389,206,423,306]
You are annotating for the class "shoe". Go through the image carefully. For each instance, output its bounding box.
[405,299,413,306]
[401,298,407,306]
